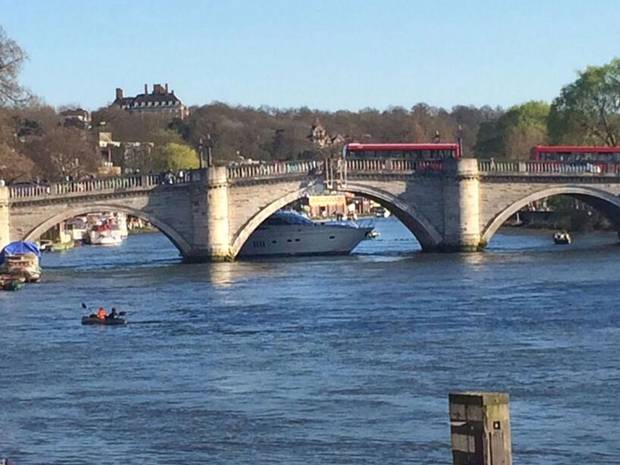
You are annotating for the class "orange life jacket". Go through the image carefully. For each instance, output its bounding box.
[97,308,107,320]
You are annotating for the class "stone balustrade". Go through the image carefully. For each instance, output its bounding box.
[9,171,196,202]
[9,158,620,203]
[478,159,620,175]
[477,160,519,172]
[227,160,322,180]
[345,159,443,173]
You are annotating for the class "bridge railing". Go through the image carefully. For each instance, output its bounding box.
[227,160,323,180]
[345,159,444,173]
[478,160,620,175]
[226,158,446,182]
[478,160,520,172]
[8,171,197,201]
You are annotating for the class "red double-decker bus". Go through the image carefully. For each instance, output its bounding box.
[531,145,620,162]
[343,143,461,160]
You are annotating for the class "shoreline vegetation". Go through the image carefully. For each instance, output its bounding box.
[512,210,614,233]
[2,26,620,238]
[2,21,620,186]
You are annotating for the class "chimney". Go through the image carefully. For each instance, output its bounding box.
[144,83,148,94]
[115,88,123,100]
[165,83,169,93]
[153,84,164,94]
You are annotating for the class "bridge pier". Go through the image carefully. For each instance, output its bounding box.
[0,185,9,250]
[186,167,232,262]
[441,159,482,252]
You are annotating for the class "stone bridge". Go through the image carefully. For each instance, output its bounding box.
[2,158,620,261]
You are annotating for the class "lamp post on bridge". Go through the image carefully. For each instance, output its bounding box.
[206,133,213,167]
[197,138,205,170]
[197,134,214,169]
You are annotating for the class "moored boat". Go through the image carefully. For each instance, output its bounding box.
[50,241,75,253]
[66,217,88,242]
[88,224,123,246]
[0,241,42,282]
[37,239,53,252]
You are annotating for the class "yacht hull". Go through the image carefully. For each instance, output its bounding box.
[238,224,372,257]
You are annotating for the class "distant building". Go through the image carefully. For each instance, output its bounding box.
[113,83,189,119]
[97,132,122,176]
[98,132,121,161]
[304,194,347,218]
[60,108,91,129]
[97,131,153,174]
[301,194,373,219]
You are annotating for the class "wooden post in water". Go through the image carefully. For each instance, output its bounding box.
[448,392,512,465]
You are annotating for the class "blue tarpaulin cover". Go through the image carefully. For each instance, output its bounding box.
[0,241,41,265]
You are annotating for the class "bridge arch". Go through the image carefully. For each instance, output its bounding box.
[481,185,620,245]
[229,183,443,258]
[23,204,192,256]
[336,183,443,250]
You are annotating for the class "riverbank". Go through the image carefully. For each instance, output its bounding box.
[515,209,614,232]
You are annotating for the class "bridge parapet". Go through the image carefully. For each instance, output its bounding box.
[478,159,620,176]
[9,171,199,203]
[346,159,443,174]
[226,160,322,181]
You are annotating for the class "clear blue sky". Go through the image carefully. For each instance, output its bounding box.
[2,0,618,111]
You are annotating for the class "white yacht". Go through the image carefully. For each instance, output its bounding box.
[88,224,123,246]
[238,210,374,257]
[85,213,127,246]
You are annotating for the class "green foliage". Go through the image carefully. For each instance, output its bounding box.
[548,58,620,145]
[475,101,549,159]
[151,142,199,171]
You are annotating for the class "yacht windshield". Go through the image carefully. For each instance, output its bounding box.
[265,211,314,226]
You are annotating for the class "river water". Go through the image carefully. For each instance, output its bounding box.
[1,218,619,465]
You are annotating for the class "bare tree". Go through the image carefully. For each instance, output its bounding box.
[0,26,29,105]
[0,142,35,182]
[23,127,99,180]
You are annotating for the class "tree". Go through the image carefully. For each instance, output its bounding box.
[163,101,505,163]
[151,142,199,171]
[11,103,61,138]
[91,106,176,143]
[22,127,100,180]
[548,58,620,145]
[0,26,29,105]
[0,142,35,181]
[475,101,549,159]
[0,107,35,181]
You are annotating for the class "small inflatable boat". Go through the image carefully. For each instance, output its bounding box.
[81,316,127,326]
[553,231,571,245]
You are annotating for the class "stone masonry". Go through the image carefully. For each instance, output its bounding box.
[3,160,620,261]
